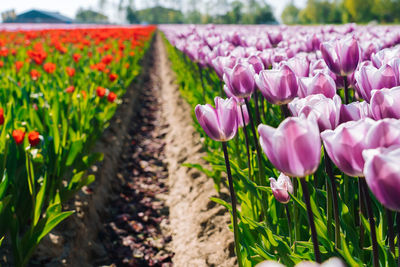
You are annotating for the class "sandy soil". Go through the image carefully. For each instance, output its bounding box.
[28,32,234,267]
[155,33,235,267]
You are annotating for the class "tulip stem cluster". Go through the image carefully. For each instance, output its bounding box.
[360,178,379,267]
[239,104,252,180]
[300,177,321,263]
[222,142,243,267]
[323,149,341,249]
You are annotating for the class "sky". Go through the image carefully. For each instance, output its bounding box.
[0,0,307,23]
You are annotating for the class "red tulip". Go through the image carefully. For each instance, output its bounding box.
[66,67,75,77]
[28,131,40,147]
[0,108,4,125]
[43,62,56,74]
[12,129,25,145]
[30,69,41,80]
[109,73,118,82]
[96,86,106,98]
[65,86,75,94]
[107,92,117,103]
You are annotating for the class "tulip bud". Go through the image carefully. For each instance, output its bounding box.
[320,36,361,76]
[370,86,400,120]
[258,117,321,177]
[255,64,298,105]
[223,62,256,98]
[355,64,397,102]
[321,118,376,177]
[298,72,337,99]
[195,97,238,142]
[289,94,342,132]
[212,56,237,79]
[269,173,293,204]
[107,92,117,103]
[363,145,400,211]
[96,86,106,98]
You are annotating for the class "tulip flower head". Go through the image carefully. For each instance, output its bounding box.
[298,72,337,99]
[289,94,342,132]
[13,129,25,145]
[255,64,298,105]
[65,86,75,94]
[195,97,238,142]
[320,36,361,76]
[354,64,397,102]
[339,101,372,123]
[107,92,117,103]
[43,62,56,74]
[109,73,118,82]
[321,118,375,177]
[0,108,4,125]
[370,86,400,119]
[223,62,256,98]
[28,131,40,147]
[363,145,400,211]
[258,117,321,177]
[96,86,107,98]
[269,173,293,204]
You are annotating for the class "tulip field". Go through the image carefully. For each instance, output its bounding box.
[0,25,155,265]
[2,21,400,267]
[161,24,400,267]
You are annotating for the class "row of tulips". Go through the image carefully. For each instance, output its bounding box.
[0,25,155,266]
[162,24,400,266]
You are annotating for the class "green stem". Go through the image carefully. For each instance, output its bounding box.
[285,204,293,247]
[239,104,252,181]
[361,178,379,267]
[222,142,243,267]
[386,208,395,254]
[300,177,321,263]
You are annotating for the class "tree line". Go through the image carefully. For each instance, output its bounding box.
[282,0,400,24]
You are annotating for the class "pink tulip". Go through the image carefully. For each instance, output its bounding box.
[195,97,238,142]
[258,117,321,177]
[246,55,265,74]
[298,72,337,99]
[339,101,372,123]
[289,94,342,132]
[282,57,310,77]
[366,119,400,149]
[320,36,361,76]
[321,118,376,177]
[223,62,256,98]
[269,173,294,204]
[363,145,400,211]
[370,86,400,119]
[211,55,237,79]
[354,63,397,102]
[255,64,298,105]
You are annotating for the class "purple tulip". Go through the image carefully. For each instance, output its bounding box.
[256,257,345,267]
[366,119,400,149]
[298,72,337,99]
[246,55,265,74]
[339,101,372,123]
[289,94,342,132]
[370,86,400,119]
[211,56,237,79]
[363,145,400,211]
[269,173,294,204]
[268,31,283,46]
[223,62,256,98]
[354,63,397,102]
[321,118,376,177]
[320,36,361,76]
[195,97,238,142]
[282,57,310,77]
[255,64,298,105]
[258,117,321,177]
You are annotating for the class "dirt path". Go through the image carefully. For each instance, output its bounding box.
[155,33,235,267]
[30,32,234,267]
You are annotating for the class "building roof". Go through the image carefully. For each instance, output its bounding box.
[11,9,74,23]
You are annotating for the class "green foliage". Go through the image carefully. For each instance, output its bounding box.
[75,8,109,23]
[284,0,400,24]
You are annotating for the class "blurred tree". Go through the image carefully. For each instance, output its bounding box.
[281,1,300,24]
[75,8,109,23]
[343,0,375,22]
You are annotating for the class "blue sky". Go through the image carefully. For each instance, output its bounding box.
[0,0,307,23]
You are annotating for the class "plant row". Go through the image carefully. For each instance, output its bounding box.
[161,24,400,266]
[0,25,155,266]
